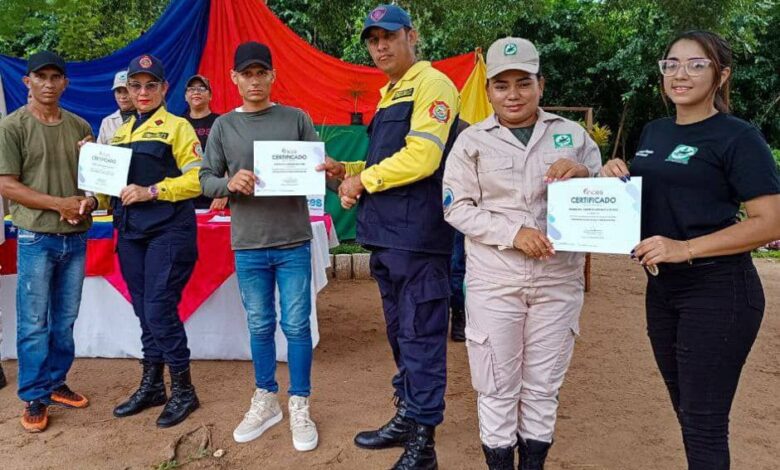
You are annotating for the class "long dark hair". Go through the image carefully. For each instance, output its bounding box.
[661,30,733,113]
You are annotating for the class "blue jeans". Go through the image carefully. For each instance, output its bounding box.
[235,242,313,397]
[16,229,86,403]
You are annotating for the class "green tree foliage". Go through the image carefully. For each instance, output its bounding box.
[0,0,166,60]
[1,0,777,150]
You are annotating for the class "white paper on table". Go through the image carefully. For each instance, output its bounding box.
[547,177,642,254]
[254,141,325,196]
[78,142,132,197]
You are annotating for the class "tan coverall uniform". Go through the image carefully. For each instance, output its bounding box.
[443,110,602,447]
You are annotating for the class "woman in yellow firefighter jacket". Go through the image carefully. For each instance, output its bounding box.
[98,54,203,428]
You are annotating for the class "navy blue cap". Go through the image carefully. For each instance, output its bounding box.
[127,54,165,82]
[26,51,66,76]
[360,4,413,40]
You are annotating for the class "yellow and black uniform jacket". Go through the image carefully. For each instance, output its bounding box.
[344,61,461,254]
[99,106,202,238]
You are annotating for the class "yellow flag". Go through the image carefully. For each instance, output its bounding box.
[459,53,491,125]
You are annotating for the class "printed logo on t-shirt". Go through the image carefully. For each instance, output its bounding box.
[635,150,654,158]
[553,134,573,149]
[665,144,698,164]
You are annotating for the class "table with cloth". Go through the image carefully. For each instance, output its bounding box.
[0,212,338,362]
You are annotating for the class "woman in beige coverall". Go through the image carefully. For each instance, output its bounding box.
[443,38,601,470]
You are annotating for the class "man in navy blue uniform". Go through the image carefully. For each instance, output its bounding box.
[320,5,460,469]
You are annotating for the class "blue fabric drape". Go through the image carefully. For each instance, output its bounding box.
[0,0,210,135]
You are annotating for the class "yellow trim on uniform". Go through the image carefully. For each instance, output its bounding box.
[346,61,460,194]
[96,107,202,208]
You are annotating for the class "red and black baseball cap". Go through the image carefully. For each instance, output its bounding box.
[26,51,67,76]
[233,42,273,72]
[127,54,165,81]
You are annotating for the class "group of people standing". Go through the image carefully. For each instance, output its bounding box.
[0,3,778,470]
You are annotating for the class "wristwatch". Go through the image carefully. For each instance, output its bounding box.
[148,184,159,200]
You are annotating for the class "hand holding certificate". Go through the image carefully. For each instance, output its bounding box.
[547,177,642,254]
[78,142,132,197]
[254,141,325,196]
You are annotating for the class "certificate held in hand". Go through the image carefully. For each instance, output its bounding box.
[547,177,642,255]
[254,141,325,197]
[78,142,132,197]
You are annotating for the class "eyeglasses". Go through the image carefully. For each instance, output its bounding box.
[127,81,163,93]
[658,59,712,77]
[186,86,208,94]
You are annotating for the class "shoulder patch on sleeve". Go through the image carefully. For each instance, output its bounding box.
[428,100,451,124]
[193,142,203,159]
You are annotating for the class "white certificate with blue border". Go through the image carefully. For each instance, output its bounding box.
[546,177,642,254]
[254,141,325,196]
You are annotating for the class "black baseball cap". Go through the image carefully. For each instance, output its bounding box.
[233,42,273,72]
[360,5,413,40]
[127,54,165,81]
[26,51,67,76]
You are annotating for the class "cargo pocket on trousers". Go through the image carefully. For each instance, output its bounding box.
[465,326,498,396]
[409,277,450,337]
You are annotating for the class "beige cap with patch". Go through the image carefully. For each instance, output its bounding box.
[486,37,540,78]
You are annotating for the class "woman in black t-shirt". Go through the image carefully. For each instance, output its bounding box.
[602,31,780,469]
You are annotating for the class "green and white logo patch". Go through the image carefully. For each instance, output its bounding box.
[665,144,698,164]
[504,43,518,56]
[553,134,573,149]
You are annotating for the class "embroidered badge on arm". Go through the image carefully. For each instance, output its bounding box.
[428,101,451,124]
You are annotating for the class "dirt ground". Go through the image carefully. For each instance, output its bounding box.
[0,255,778,470]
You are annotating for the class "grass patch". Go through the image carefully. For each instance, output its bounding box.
[752,249,780,259]
[330,241,370,255]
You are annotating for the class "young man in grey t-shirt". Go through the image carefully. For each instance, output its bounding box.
[199,41,321,452]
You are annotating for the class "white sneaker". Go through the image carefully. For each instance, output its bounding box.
[288,395,318,452]
[233,388,283,443]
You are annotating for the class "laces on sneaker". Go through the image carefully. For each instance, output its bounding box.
[245,392,273,421]
[26,401,46,416]
[53,384,78,399]
[290,401,314,429]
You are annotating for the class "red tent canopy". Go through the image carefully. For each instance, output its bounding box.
[199,0,476,125]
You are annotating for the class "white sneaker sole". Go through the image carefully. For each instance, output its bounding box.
[233,411,283,443]
[293,433,319,452]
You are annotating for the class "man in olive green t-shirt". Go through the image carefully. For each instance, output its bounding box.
[0,51,98,433]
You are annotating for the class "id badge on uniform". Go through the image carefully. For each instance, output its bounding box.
[546,177,642,255]
[78,142,132,197]
[253,141,325,197]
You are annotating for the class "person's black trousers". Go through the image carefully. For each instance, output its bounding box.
[645,254,764,470]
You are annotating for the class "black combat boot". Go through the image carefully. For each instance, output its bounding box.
[0,363,7,389]
[518,438,551,470]
[391,423,437,469]
[113,360,166,417]
[450,305,466,342]
[483,443,515,469]
[156,367,199,428]
[354,397,414,449]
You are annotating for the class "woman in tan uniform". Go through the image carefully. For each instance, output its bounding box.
[443,38,601,469]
